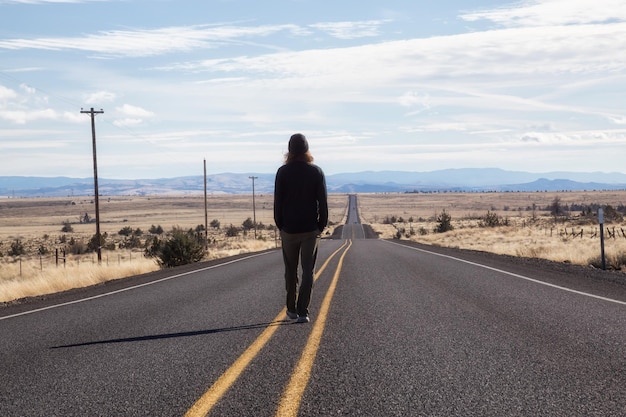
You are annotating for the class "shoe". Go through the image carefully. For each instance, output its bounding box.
[286,310,298,319]
[296,316,310,323]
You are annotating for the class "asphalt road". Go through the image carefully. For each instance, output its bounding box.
[2,197,626,416]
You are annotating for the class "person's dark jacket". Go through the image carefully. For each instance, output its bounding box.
[274,161,328,234]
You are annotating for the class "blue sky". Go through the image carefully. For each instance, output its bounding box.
[0,0,625,179]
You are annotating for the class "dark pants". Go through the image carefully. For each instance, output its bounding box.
[281,230,320,317]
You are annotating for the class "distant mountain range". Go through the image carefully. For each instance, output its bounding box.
[1,169,626,197]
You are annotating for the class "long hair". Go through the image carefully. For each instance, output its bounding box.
[284,150,314,164]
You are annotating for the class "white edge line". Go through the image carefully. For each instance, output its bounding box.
[384,240,626,306]
[0,251,275,321]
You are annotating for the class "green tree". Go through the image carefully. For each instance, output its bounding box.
[549,197,564,222]
[155,227,205,268]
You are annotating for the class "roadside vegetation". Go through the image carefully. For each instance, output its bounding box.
[1,192,625,304]
[364,194,626,272]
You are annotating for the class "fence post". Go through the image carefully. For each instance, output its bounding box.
[599,208,606,270]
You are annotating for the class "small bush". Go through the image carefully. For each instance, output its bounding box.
[588,252,626,270]
[434,210,454,233]
[120,235,143,249]
[225,224,240,237]
[155,227,205,268]
[149,224,164,235]
[479,211,508,227]
[144,236,163,258]
[9,239,25,257]
[67,238,88,255]
[119,226,134,236]
[61,221,74,233]
[242,217,255,231]
[87,233,107,252]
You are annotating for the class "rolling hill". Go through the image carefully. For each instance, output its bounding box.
[1,169,626,197]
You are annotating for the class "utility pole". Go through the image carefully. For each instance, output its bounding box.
[249,176,258,238]
[81,107,104,263]
[204,159,208,250]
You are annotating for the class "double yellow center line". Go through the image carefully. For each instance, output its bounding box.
[185,239,353,417]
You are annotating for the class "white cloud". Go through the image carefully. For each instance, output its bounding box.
[116,103,154,118]
[19,83,36,94]
[0,0,102,4]
[461,0,626,28]
[0,24,306,57]
[309,20,388,39]
[0,85,18,101]
[85,91,116,104]
[0,108,56,124]
[111,104,154,127]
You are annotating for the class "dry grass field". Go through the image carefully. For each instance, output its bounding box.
[359,191,626,271]
[0,194,348,303]
[1,191,625,303]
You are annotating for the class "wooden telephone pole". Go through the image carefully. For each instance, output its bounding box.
[81,107,104,263]
[249,176,258,238]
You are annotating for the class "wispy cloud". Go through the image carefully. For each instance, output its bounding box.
[112,103,154,127]
[0,24,306,57]
[85,91,116,104]
[309,20,389,39]
[461,0,626,27]
[0,0,102,4]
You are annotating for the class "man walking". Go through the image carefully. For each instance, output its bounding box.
[274,133,328,323]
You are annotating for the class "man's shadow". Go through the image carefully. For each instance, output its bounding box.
[51,319,294,349]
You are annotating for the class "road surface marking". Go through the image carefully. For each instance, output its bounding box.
[0,252,275,321]
[385,240,626,306]
[184,240,350,417]
[275,239,353,417]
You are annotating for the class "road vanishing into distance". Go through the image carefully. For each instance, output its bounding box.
[2,195,626,416]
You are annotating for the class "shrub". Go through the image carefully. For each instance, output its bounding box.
[210,219,221,229]
[67,238,88,255]
[61,221,74,233]
[149,224,164,235]
[588,252,626,270]
[242,217,255,231]
[434,210,454,233]
[225,224,240,237]
[9,239,25,257]
[120,235,143,249]
[155,227,205,268]
[144,236,163,258]
[119,226,134,236]
[479,211,509,227]
[383,215,398,224]
[603,205,624,223]
[87,233,106,252]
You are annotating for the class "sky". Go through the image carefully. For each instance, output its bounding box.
[0,0,625,179]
